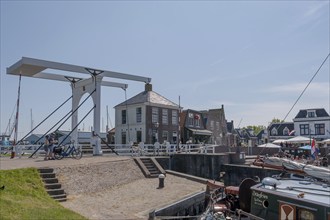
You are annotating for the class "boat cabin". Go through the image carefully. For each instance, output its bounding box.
[250,177,330,220]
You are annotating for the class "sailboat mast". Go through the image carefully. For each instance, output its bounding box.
[106,105,109,132]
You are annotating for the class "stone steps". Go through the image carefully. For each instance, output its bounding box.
[38,168,67,202]
[134,157,166,178]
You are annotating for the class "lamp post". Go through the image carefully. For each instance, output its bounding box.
[155,122,159,143]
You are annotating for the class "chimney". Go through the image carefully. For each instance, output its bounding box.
[145,83,152,92]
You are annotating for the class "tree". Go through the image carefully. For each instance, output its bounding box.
[243,125,266,135]
[271,118,284,123]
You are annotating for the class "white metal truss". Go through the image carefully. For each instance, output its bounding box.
[7,57,151,155]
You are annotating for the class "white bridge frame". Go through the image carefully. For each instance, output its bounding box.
[7,57,151,155]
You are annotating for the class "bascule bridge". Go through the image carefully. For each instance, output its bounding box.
[7,57,151,155]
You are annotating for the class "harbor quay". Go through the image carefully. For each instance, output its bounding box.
[0,151,268,218]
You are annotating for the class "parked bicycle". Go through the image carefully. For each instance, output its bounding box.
[54,141,82,160]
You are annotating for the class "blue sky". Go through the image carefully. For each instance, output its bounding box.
[1,1,329,139]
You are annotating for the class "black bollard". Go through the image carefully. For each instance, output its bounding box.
[158,174,165,188]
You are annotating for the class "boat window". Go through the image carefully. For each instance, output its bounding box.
[297,209,314,220]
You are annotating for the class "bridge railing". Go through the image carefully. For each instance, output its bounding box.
[1,143,219,157]
[98,142,218,156]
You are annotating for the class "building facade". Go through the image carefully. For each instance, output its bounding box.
[180,109,212,144]
[201,105,228,145]
[293,108,330,141]
[114,84,180,144]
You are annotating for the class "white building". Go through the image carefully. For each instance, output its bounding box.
[293,108,330,141]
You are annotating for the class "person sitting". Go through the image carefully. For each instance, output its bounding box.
[47,134,55,160]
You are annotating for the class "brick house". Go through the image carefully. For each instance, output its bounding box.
[114,84,180,144]
[180,109,212,144]
[201,105,228,145]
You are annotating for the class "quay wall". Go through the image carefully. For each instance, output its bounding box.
[164,153,245,181]
[157,153,282,186]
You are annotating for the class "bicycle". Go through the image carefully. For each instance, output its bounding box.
[54,141,83,160]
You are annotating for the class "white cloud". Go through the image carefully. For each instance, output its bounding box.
[265,82,328,94]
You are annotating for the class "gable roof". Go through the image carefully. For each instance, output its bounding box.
[226,121,234,133]
[294,108,329,119]
[234,128,256,139]
[115,90,179,108]
[267,122,294,135]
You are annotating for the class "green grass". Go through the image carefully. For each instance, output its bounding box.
[0,168,87,220]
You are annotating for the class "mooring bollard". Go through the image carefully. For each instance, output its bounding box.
[158,174,165,188]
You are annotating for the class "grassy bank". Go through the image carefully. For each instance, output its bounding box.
[0,168,86,220]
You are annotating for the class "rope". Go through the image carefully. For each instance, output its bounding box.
[276,53,330,130]
[259,53,330,157]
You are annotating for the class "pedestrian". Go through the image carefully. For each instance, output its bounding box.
[44,135,49,161]
[48,134,55,160]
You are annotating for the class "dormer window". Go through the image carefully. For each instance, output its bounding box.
[283,127,289,135]
[307,110,316,118]
[271,127,278,136]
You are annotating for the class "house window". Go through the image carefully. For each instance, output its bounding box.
[162,109,168,125]
[300,124,309,135]
[307,111,316,118]
[121,110,126,124]
[188,113,194,126]
[136,130,142,143]
[315,124,325,135]
[136,107,142,123]
[210,121,214,130]
[172,110,178,125]
[271,128,277,136]
[152,107,158,123]
[121,131,126,144]
[163,131,168,142]
[216,122,220,131]
[194,114,201,127]
[283,127,289,135]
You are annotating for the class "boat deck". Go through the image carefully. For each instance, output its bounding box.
[253,178,330,206]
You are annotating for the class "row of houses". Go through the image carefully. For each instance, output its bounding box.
[22,84,330,147]
[112,84,330,146]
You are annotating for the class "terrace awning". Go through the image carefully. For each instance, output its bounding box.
[188,128,213,136]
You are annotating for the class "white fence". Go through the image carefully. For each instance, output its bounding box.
[0,142,219,157]
[102,142,218,156]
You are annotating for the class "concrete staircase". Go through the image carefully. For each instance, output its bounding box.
[38,168,67,202]
[134,157,166,178]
